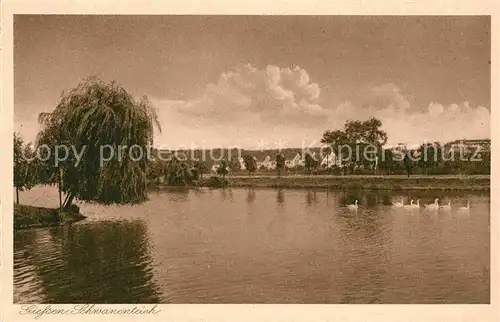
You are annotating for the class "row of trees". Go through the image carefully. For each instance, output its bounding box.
[147,153,222,185]
[320,118,490,176]
[144,134,490,182]
[379,142,491,176]
[13,133,37,204]
[321,117,387,174]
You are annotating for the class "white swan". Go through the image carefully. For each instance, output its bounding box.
[347,200,359,210]
[403,199,414,210]
[425,198,440,211]
[440,200,452,211]
[411,199,420,209]
[392,197,404,208]
[457,201,470,212]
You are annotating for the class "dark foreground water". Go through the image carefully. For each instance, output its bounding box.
[14,186,490,304]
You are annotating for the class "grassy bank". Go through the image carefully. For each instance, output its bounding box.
[149,174,490,190]
[14,204,86,230]
[218,174,490,191]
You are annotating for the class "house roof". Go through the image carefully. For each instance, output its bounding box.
[153,146,398,166]
[238,148,325,161]
[445,139,491,146]
[320,151,335,160]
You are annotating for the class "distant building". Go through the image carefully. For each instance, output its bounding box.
[445,139,491,153]
[281,150,302,168]
[238,157,246,170]
[211,164,220,173]
[261,155,273,169]
[396,143,407,151]
[320,151,337,168]
[290,153,302,167]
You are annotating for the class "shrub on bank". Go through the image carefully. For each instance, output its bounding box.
[66,203,80,214]
[200,176,229,188]
[14,204,86,230]
[14,204,61,230]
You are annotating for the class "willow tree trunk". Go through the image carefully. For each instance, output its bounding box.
[58,177,63,213]
[62,190,76,211]
[16,187,19,204]
[58,187,62,212]
[56,167,65,212]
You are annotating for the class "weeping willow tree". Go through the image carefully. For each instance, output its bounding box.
[37,76,161,210]
[164,156,197,186]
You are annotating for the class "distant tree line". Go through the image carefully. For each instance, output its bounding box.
[13,133,37,204]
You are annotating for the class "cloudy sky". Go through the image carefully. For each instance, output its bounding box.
[14,15,490,149]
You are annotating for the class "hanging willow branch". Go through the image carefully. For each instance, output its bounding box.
[36,76,162,206]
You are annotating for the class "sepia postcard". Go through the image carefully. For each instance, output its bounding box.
[1,0,498,321]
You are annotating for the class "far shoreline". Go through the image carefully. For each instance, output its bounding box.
[151,174,491,191]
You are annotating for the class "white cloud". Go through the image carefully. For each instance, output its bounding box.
[368,83,411,110]
[14,65,490,150]
[373,101,490,145]
[151,64,332,149]
[152,65,490,149]
[169,63,327,125]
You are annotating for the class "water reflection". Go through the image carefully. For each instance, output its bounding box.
[217,188,234,202]
[306,190,318,206]
[14,220,161,303]
[160,187,190,203]
[380,194,392,206]
[246,188,256,203]
[365,194,380,207]
[220,189,232,202]
[15,187,490,304]
[276,189,284,204]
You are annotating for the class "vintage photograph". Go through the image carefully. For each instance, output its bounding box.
[13,15,490,304]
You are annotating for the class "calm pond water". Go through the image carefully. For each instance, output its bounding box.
[14,186,490,304]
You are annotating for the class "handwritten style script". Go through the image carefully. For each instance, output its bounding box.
[19,304,161,320]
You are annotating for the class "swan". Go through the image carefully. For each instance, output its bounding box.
[457,201,470,212]
[411,199,420,209]
[425,198,439,211]
[392,197,404,208]
[403,199,414,210]
[347,200,359,210]
[440,200,452,211]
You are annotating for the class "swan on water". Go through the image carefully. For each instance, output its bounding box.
[347,200,359,210]
[425,198,440,211]
[392,197,404,208]
[403,199,414,210]
[440,200,452,211]
[457,200,470,212]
